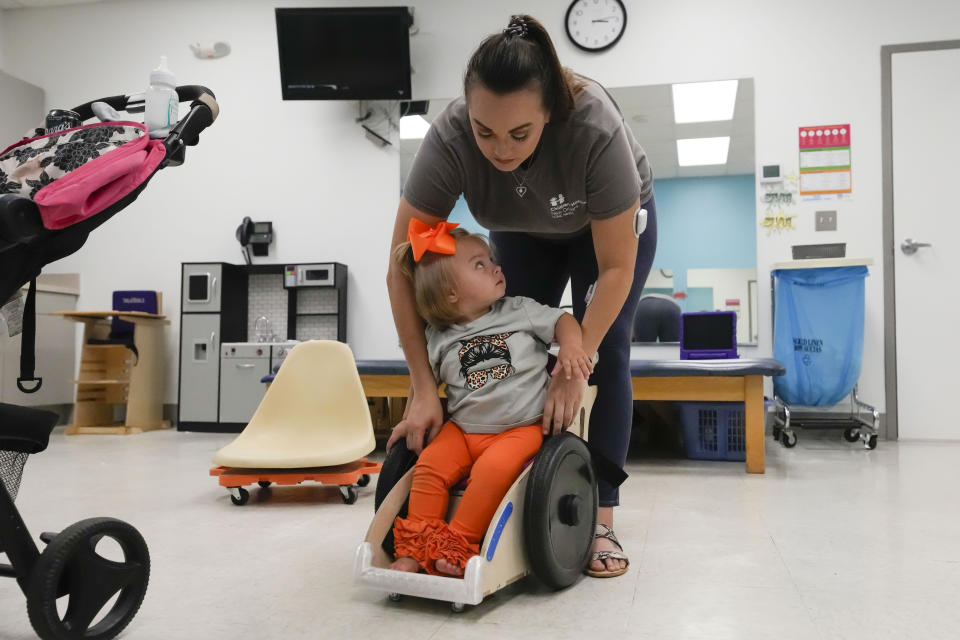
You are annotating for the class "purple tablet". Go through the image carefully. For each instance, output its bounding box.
[680,311,739,360]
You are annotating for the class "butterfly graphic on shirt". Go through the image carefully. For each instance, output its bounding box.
[457,332,515,391]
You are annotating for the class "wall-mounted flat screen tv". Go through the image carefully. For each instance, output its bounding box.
[276,7,412,100]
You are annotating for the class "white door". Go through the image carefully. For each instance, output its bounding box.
[892,47,960,440]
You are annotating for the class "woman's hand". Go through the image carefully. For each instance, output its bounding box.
[552,343,594,381]
[386,391,444,454]
[542,374,587,436]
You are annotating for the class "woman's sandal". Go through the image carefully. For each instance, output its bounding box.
[584,523,630,578]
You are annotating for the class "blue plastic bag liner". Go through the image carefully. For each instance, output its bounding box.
[773,266,867,406]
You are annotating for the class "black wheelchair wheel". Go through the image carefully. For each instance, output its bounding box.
[26,517,149,640]
[374,443,418,556]
[524,432,597,590]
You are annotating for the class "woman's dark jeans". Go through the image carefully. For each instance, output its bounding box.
[491,197,657,506]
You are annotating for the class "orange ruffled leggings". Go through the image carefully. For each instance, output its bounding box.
[393,421,542,575]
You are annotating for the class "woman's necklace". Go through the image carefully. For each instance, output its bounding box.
[510,145,540,198]
[511,170,528,198]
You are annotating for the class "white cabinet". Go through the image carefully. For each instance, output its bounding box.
[178,314,221,423]
[219,344,270,424]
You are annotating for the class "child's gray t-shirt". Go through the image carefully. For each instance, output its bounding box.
[426,296,566,433]
[403,77,653,238]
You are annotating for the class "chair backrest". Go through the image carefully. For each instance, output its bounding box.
[248,339,374,444]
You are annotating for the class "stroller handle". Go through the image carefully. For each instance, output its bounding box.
[0,86,218,246]
[71,85,219,166]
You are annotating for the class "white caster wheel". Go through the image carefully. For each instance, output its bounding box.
[340,485,358,504]
[229,487,249,506]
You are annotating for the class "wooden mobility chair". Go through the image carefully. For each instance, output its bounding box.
[210,340,381,505]
[354,386,599,612]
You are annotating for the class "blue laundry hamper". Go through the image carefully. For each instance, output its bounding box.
[772,266,867,407]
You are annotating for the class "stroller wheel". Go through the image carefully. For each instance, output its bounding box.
[357,474,371,488]
[843,427,860,443]
[26,517,149,640]
[866,435,878,450]
[524,433,597,590]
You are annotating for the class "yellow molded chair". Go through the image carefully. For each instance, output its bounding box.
[210,340,381,505]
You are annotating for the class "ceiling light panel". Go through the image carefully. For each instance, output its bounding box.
[676,136,730,166]
[672,80,739,124]
[399,115,431,140]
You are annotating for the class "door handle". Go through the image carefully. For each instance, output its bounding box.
[211,276,217,294]
[210,331,216,348]
[901,238,932,255]
[236,363,255,369]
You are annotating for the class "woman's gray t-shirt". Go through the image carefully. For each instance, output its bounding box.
[403,79,653,238]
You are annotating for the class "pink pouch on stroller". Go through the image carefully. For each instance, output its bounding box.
[0,121,165,230]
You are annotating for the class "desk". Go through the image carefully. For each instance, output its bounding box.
[55,311,170,435]
[356,358,785,474]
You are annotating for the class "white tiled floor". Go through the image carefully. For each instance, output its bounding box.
[2,429,959,639]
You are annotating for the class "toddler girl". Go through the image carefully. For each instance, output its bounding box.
[387,219,593,577]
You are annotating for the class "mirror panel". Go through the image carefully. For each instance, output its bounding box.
[399,79,757,345]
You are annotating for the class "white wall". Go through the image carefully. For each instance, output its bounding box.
[3,0,959,408]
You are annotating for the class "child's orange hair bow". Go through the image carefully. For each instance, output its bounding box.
[407,219,459,262]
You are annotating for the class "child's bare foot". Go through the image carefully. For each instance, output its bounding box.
[434,559,464,577]
[390,557,420,573]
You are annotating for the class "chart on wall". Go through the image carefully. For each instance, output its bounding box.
[799,124,852,201]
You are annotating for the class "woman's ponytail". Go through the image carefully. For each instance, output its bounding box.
[464,14,579,122]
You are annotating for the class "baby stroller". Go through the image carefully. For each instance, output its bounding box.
[0,86,218,639]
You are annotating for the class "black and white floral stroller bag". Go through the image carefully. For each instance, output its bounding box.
[0,86,218,392]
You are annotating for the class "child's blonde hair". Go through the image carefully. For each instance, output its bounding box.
[392,227,493,330]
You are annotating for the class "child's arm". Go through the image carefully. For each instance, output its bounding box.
[552,313,595,381]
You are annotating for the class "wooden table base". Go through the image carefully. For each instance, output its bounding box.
[360,373,766,474]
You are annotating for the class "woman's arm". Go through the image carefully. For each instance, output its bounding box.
[541,200,639,434]
[553,313,593,380]
[386,197,447,452]
[580,199,641,356]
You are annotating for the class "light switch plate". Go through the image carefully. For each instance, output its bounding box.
[816,210,837,231]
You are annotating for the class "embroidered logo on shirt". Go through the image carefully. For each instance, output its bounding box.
[458,332,515,390]
[548,192,586,219]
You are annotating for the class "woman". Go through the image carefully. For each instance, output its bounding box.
[386,14,656,579]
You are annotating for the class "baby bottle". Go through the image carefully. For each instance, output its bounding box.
[145,56,178,138]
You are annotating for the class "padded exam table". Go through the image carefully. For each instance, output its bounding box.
[355,358,785,474]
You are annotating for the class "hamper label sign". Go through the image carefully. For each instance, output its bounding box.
[794,338,823,354]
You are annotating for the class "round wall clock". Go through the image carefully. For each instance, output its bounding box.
[565,0,627,52]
